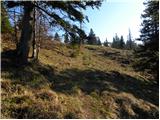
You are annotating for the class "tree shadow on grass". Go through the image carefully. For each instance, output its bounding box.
[103,51,133,66]
[53,68,159,106]
[1,50,56,89]
[1,50,159,107]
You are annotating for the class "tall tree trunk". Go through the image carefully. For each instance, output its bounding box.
[31,7,41,60]
[79,21,83,51]
[36,18,42,60]
[13,9,18,49]
[31,7,36,59]
[17,4,33,65]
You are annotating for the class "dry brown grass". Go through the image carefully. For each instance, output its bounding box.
[1,39,159,119]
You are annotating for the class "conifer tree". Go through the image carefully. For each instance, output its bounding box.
[112,33,120,48]
[119,35,125,49]
[87,28,97,45]
[64,32,69,44]
[1,3,13,34]
[54,32,60,41]
[104,38,109,47]
[5,1,102,64]
[134,1,159,81]
[126,29,133,49]
[97,37,102,45]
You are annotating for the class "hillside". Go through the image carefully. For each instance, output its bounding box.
[1,39,159,119]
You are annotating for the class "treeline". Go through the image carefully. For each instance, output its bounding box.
[63,28,102,45]
[51,28,102,46]
[103,31,137,50]
[63,28,137,50]
[110,30,137,50]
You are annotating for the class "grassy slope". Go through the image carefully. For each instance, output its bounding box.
[1,40,159,119]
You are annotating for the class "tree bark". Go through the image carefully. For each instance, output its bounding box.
[79,21,83,51]
[13,9,19,50]
[36,17,42,60]
[31,7,36,59]
[17,4,33,65]
[31,7,41,61]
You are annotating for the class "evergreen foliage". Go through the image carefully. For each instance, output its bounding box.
[86,28,102,45]
[119,36,125,49]
[111,32,136,50]
[5,1,102,64]
[97,37,102,46]
[103,38,109,47]
[1,3,13,33]
[87,28,97,45]
[134,1,159,81]
[125,29,137,50]
[64,32,70,44]
[111,33,122,49]
[126,29,134,49]
[54,32,60,41]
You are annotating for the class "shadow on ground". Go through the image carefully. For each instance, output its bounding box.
[1,50,159,107]
[53,68,158,106]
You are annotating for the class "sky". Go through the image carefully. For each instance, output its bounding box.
[8,0,145,44]
[84,0,145,43]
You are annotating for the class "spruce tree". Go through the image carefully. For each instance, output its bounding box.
[5,1,102,64]
[54,32,60,41]
[97,37,102,45]
[111,37,116,48]
[64,32,69,44]
[104,38,109,47]
[134,1,159,81]
[87,28,97,45]
[126,29,133,49]
[112,33,120,48]
[119,35,125,49]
